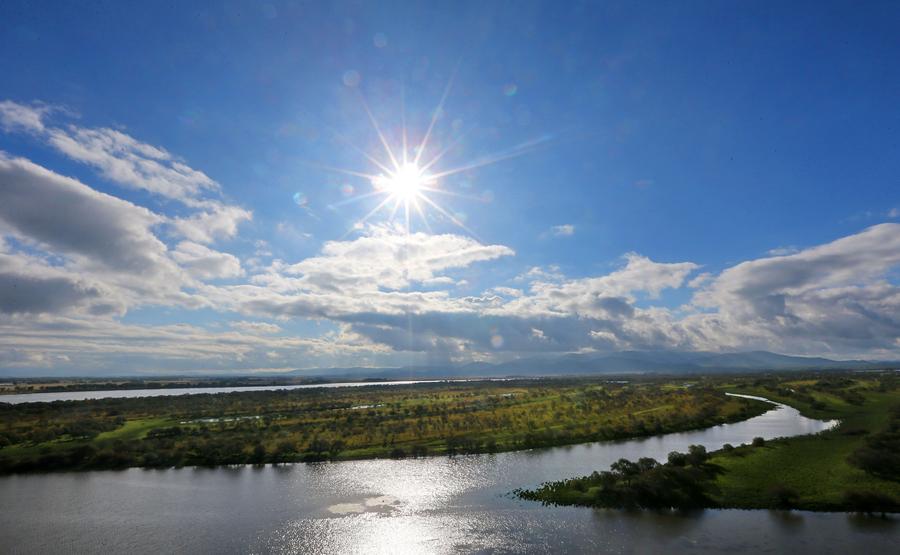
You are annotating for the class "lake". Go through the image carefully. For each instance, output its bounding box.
[0,394,894,554]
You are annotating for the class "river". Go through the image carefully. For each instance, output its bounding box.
[0,379,493,405]
[0,394,895,554]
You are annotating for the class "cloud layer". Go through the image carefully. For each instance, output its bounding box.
[2,99,900,374]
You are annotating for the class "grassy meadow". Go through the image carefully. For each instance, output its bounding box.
[710,374,900,511]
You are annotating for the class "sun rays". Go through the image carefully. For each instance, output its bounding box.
[320,76,551,239]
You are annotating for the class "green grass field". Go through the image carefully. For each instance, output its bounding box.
[710,382,900,511]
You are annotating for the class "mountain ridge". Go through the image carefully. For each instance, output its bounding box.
[284,350,895,379]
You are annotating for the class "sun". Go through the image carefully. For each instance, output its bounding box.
[375,162,432,202]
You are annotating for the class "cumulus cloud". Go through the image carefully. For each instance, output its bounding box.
[200,239,699,358]
[172,241,243,280]
[0,154,251,319]
[0,154,171,274]
[0,271,103,315]
[214,225,900,361]
[3,217,900,372]
[0,100,249,243]
[511,254,698,317]
[170,203,252,244]
[280,228,514,293]
[687,223,900,356]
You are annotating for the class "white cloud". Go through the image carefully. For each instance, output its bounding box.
[766,246,799,256]
[549,224,575,237]
[230,321,282,334]
[3,218,900,372]
[280,227,514,294]
[0,154,170,275]
[688,223,900,355]
[687,272,712,289]
[0,315,393,374]
[0,100,50,133]
[0,251,119,316]
[514,265,563,283]
[490,286,523,298]
[0,100,250,244]
[172,241,243,280]
[510,254,698,318]
[0,101,217,203]
[170,203,252,244]
[45,125,219,203]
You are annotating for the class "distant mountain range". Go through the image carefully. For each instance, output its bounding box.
[289,350,899,379]
[4,350,895,379]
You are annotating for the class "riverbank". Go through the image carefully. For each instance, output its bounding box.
[517,372,900,513]
[0,378,770,473]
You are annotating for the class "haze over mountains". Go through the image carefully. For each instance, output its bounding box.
[2,350,895,379]
[289,351,897,380]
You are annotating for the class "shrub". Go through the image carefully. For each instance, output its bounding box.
[843,490,900,516]
[768,484,799,509]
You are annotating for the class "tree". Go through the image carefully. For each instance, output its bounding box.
[610,458,640,485]
[667,451,687,467]
[274,440,295,460]
[686,445,708,466]
[250,443,266,464]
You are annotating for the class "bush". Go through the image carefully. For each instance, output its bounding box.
[751,437,766,447]
[768,484,799,509]
[848,405,900,481]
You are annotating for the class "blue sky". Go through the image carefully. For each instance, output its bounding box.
[1,1,899,375]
